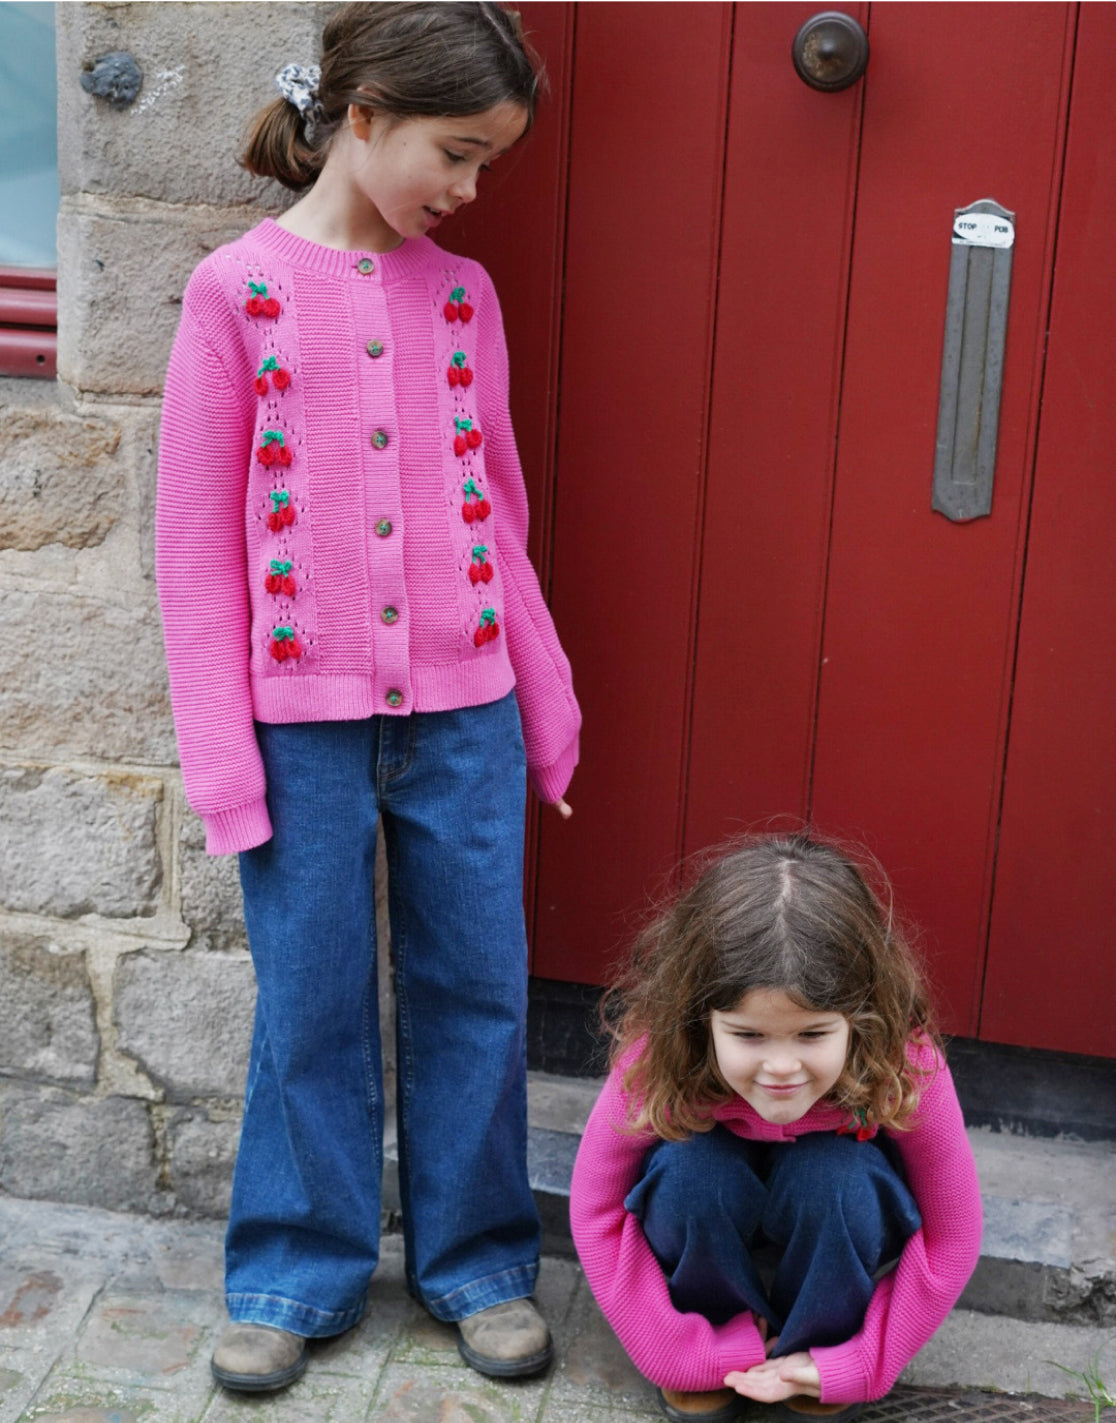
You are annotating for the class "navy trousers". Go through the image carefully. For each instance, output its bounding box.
[624,1125,922,1355]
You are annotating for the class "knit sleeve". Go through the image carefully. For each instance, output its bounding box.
[809,1050,983,1403]
[474,269,580,803]
[155,267,272,855]
[570,1064,768,1390]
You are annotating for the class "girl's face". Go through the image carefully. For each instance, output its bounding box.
[709,988,851,1125]
[346,101,528,243]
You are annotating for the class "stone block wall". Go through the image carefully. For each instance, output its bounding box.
[0,2,399,1219]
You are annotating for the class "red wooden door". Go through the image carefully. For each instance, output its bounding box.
[455,5,1115,1058]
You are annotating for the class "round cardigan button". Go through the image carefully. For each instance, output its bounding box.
[381,606,399,624]
[367,340,384,358]
[385,688,403,708]
[375,519,393,537]
[357,258,375,275]
[371,429,388,449]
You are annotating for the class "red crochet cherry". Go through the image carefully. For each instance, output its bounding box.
[267,490,296,531]
[468,546,494,584]
[461,478,488,523]
[255,356,291,395]
[246,282,281,319]
[258,429,291,467]
[458,301,474,323]
[448,352,475,388]
[454,417,481,458]
[444,285,467,322]
[265,559,296,596]
[474,607,499,646]
[269,625,303,661]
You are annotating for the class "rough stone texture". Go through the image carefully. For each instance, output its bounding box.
[0,1083,165,1214]
[0,764,162,919]
[113,950,255,1099]
[178,811,246,952]
[56,3,323,208]
[56,200,262,397]
[0,929,99,1086]
[0,403,123,552]
[165,1108,240,1217]
[0,589,176,765]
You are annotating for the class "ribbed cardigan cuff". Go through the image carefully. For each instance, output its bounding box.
[202,798,273,857]
[811,1343,872,1405]
[529,735,579,805]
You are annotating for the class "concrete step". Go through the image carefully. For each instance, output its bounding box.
[388,1070,1116,1329]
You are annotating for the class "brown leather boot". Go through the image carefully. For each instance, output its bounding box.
[455,1298,553,1377]
[211,1322,308,1392]
[658,1386,744,1421]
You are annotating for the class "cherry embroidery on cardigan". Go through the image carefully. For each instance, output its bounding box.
[254,356,291,395]
[443,286,474,323]
[461,479,491,523]
[468,545,494,584]
[269,625,303,661]
[836,1109,874,1141]
[265,559,297,597]
[453,417,483,457]
[257,429,293,467]
[267,490,296,531]
[245,282,281,319]
[474,607,500,647]
[447,351,474,387]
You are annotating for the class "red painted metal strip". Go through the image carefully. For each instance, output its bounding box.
[0,326,57,378]
[0,287,56,326]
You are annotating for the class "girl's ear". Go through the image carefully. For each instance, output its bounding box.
[347,102,376,139]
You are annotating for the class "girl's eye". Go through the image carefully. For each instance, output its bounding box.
[800,1029,831,1040]
[444,151,467,164]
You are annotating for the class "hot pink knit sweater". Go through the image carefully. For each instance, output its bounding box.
[569,1046,982,1403]
[156,219,579,854]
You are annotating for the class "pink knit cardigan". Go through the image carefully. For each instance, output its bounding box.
[569,1045,982,1403]
[156,220,579,854]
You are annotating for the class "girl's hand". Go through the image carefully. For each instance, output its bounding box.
[724,1351,821,1403]
[552,797,573,819]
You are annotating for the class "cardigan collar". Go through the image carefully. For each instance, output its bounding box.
[253,218,443,282]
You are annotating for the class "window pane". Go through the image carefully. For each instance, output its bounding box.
[0,1,57,266]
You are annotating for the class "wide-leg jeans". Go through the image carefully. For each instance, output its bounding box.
[226,692,540,1336]
[624,1125,923,1355]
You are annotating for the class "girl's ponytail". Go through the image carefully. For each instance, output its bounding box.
[240,95,327,193]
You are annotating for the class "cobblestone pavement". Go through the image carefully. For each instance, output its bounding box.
[0,1196,1104,1423]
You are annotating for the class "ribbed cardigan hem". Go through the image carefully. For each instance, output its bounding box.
[250,662,517,725]
[203,798,273,856]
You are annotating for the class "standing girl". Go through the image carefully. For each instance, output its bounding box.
[156,2,579,1393]
[570,835,982,1423]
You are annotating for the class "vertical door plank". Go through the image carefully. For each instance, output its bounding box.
[983,6,1116,1058]
[809,4,1074,1033]
[531,2,732,983]
[444,3,575,928]
[684,2,865,856]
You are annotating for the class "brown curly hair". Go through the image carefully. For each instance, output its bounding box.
[602,833,939,1140]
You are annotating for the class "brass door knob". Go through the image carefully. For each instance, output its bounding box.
[792,12,870,92]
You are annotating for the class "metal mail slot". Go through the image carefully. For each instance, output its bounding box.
[932,198,1016,523]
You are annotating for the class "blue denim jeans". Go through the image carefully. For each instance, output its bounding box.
[624,1126,922,1355]
[227,693,539,1335]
